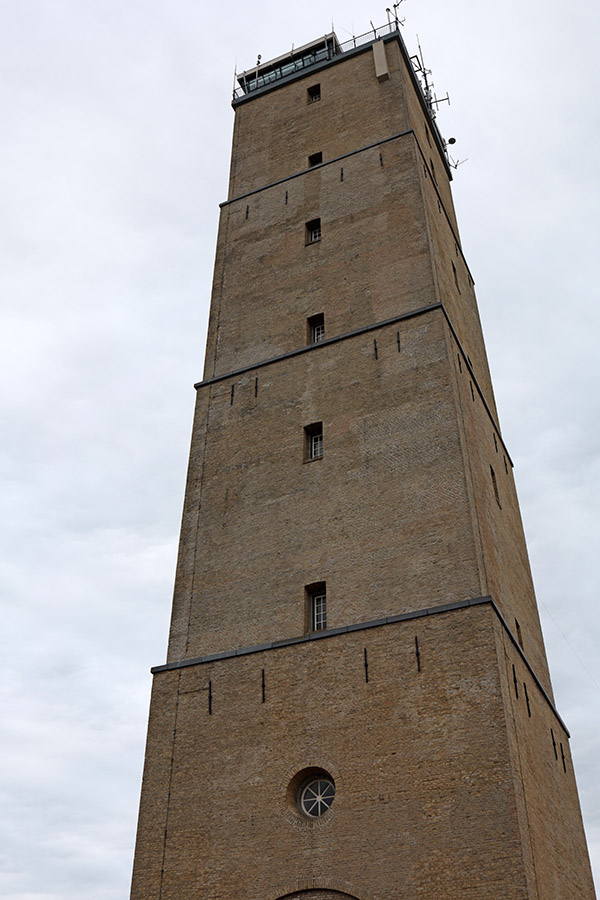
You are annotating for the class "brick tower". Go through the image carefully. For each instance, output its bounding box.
[130,23,596,900]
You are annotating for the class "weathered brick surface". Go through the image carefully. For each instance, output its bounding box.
[205,134,437,380]
[229,39,410,200]
[418,140,498,418]
[134,607,533,900]
[492,616,596,898]
[448,329,553,693]
[169,311,484,662]
[130,30,596,900]
[133,608,596,900]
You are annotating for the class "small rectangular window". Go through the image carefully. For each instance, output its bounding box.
[305,422,323,460]
[305,218,321,244]
[307,84,321,103]
[308,151,322,167]
[306,582,327,631]
[308,313,325,344]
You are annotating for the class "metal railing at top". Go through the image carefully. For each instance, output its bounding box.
[337,20,400,54]
[233,21,401,100]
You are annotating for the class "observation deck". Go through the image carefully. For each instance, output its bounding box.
[233,22,403,103]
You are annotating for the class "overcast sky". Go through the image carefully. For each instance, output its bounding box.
[1,1,599,898]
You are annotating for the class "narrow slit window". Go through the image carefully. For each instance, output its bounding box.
[306,218,321,244]
[491,465,502,508]
[307,84,321,103]
[308,313,325,344]
[515,618,523,649]
[452,261,461,293]
[305,422,323,460]
[306,582,327,631]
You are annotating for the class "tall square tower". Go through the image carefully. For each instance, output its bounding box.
[130,23,596,900]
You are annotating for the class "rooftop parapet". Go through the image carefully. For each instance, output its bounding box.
[234,22,400,101]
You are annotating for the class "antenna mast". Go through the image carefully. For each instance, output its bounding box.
[385,1,406,30]
[410,36,450,119]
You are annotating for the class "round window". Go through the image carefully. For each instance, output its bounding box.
[298,777,336,817]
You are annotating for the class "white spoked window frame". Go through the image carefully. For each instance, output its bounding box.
[306,582,327,631]
[304,422,323,461]
[307,312,325,344]
[305,218,321,244]
[299,777,335,817]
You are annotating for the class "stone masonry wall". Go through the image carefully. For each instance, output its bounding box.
[133,605,531,900]
[169,310,483,662]
[130,27,597,900]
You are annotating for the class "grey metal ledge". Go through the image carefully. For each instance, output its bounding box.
[195,303,442,388]
[195,302,513,467]
[221,128,414,207]
[151,594,567,736]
